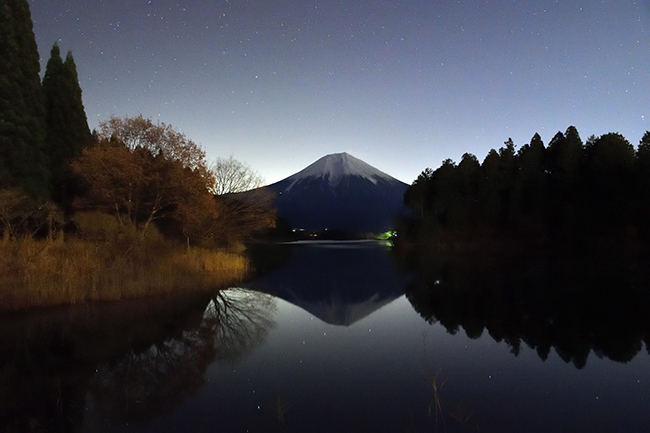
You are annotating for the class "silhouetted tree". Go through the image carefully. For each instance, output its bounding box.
[42,43,92,208]
[430,159,459,229]
[456,152,480,227]
[583,132,636,233]
[405,167,434,220]
[544,127,584,233]
[400,126,650,247]
[0,0,49,197]
[636,131,650,234]
[478,149,501,225]
[514,133,547,233]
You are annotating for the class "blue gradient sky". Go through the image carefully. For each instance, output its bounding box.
[30,0,650,184]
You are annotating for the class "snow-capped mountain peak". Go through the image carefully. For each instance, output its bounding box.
[283,152,396,192]
[263,152,410,232]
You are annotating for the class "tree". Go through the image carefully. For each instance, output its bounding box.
[405,167,434,220]
[95,115,209,176]
[478,149,502,225]
[515,133,547,228]
[583,132,636,232]
[547,126,583,186]
[202,190,276,247]
[42,43,92,207]
[544,127,584,234]
[585,132,635,175]
[72,117,216,239]
[430,159,460,229]
[636,131,650,234]
[0,0,49,197]
[0,187,62,240]
[637,131,650,169]
[454,153,480,227]
[203,156,275,246]
[209,156,265,195]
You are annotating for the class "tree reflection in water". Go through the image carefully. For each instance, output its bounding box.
[0,288,275,432]
[205,288,277,362]
[86,288,276,428]
[404,249,650,368]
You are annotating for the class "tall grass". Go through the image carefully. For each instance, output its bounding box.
[0,213,249,310]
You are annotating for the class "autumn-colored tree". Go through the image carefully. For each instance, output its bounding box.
[71,117,216,240]
[72,115,276,247]
[95,115,210,176]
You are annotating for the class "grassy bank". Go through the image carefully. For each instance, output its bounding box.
[0,214,249,310]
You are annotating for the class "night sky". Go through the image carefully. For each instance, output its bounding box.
[29,0,650,185]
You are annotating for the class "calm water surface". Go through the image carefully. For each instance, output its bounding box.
[1,241,649,432]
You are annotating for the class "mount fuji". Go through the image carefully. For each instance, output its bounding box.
[263,152,409,233]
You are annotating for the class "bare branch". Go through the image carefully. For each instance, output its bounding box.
[209,156,264,195]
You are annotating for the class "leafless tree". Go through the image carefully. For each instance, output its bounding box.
[209,155,265,195]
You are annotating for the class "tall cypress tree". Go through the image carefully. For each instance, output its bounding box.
[43,43,92,206]
[0,0,49,197]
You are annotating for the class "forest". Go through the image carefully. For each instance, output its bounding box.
[0,0,275,309]
[401,126,650,251]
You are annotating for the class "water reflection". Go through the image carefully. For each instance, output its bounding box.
[3,242,650,432]
[247,240,408,326]
[0,289,276,432]
[204,289,277,361]
[404,249,650,368]
[0,295,206,432]
[85,289,276,429]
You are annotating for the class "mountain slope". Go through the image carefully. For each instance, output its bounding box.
[265,153,409,233]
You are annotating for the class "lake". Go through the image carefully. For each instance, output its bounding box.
[1,240,650,432]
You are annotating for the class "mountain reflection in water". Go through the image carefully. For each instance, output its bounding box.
[1,241,650,432]
[245,240,408,326]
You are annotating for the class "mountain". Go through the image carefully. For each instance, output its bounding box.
[264,152,409,233]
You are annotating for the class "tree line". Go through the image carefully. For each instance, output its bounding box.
[0,0,274,248]
[402,126,650,247]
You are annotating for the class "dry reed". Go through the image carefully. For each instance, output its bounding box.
[0,233,249,310]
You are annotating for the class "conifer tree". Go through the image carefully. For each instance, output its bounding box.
[43,43,92,206]
[636,131,650,234]
[0,0,49,197]
[515,133,546,224]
